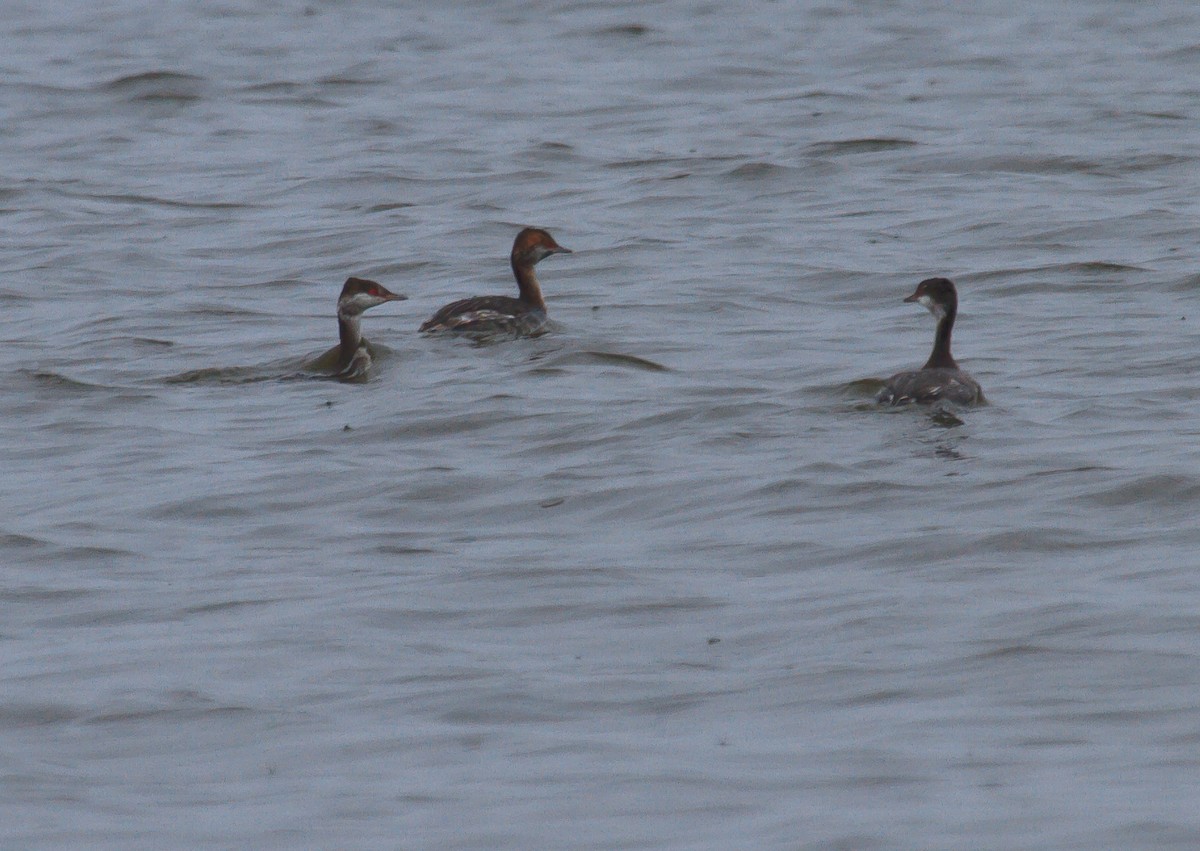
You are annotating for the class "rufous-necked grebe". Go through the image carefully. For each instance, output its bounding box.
[420,227,571,338]
[877,277,983,406]
[330,276,406,379]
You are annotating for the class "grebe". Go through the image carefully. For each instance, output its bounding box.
[420,227,571,338]
[330,276,406,379]
[877,277,982,406]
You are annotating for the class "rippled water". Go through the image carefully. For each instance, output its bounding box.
[4,1,1200,848]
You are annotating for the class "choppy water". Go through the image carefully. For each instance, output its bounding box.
[4,1,1200,848]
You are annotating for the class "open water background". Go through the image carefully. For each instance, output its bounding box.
[3,1,1200,848]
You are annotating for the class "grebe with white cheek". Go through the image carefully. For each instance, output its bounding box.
[877,277,982,406]
[329,277,406,380]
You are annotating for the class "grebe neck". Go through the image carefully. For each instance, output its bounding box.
[337,311,363,367]
[924,306,958,370]
[512,259,546,310]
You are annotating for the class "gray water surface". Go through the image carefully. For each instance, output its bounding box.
[4,1,1200,848]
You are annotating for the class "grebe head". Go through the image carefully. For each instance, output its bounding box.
[511,227,571,267]
[903,276,957,321]
[337,277,407,317]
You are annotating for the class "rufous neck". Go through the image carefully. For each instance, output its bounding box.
[512,259,545,309]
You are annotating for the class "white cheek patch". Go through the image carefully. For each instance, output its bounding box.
[918,294,945,319]
[339,293,389,316]
[356,293,390,310]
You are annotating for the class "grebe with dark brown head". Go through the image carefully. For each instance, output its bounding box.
[420,227,571,338]
[331,276,406,379]
[877,277,982,406]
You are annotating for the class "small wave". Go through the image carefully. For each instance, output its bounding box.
[968,260,1147,279]
[967,262,1147,292]
[129,337,175,349]
[54,188,248,211]
[1,585,94,604]
[57,543,139,562]
[0,532,51,550]
[0,703,80,727]
[102,70,201,86]
[18,369,107,392]
[976,528,1131,553]
[755,89,864,103]
[725,161,793,179]
[181,303,270,318]
[806,138,918,156]
[1133,111,1188,121]
[164,365,355,385]
[1083,473,1200,509]
[519,141,577,163]
[898,153,1081,175]
[1166,272,1200,293]
[970,643,1064,661]
[184,598,276,615]
[1093,153,1193,174]
[372,544,442,556]
[983,154,1092,174]
[316,73,385,87]
[241,80,304,94]
[595,23,653,37]
[1154,43,1200,61]
[242,90,339,108]
[907,153,1190,177]
[604,154,740,171]
[543,351,669,372]
[5,535,140,565]
[84,703,255,726]
[364,201,417,213]
[163,366,280,385]
[1052,261,1146,274]
[101,70,203,89]
[99,70,207,103]
[1027,464,1115,479]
